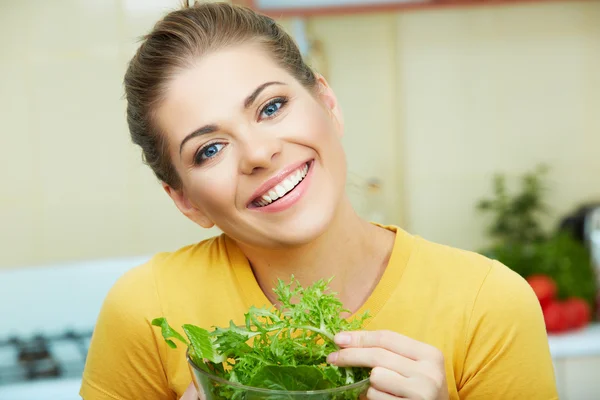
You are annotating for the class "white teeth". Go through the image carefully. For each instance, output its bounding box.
[282,179,294,192]
[253,162,311,207]
[275,185,286,197]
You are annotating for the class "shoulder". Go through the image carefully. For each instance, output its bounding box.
[413,234,494,275]
[99,233,233,320]
[108,234,230,293]
[87,254,161,330]
[149,233,232,277]
[91,233,231,346]
[81,235,231,399]
[81,256,170,399]
[150,233,228,264]
[452,261,556,397]
[471,259,541,323]
[406,233,497,293]
[407,232,538,318]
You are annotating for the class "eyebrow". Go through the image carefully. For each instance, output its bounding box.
[179,81,286,155]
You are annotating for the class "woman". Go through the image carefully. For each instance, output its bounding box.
[80,2,558,399]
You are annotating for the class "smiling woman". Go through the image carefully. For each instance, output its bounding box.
[154,42,348,247]
[80,2,559,400]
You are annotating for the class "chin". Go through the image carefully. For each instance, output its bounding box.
[260,184,345,248]
[224,201,338,249]
[266,215,334,248]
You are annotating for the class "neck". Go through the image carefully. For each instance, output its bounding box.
[235,196,396,314]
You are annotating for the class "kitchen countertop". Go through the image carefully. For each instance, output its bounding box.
[0,377,82,400]
[548,322,600,359]
[0,325,596,399]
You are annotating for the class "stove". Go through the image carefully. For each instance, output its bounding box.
[0,255,151,400]
[0,330,92,399]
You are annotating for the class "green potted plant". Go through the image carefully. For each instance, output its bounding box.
[477,165,597,333]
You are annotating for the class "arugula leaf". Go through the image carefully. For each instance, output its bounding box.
[151,318,188,349]
[152,276,372,392]
[182,324,225,364]
[249,365,335,390]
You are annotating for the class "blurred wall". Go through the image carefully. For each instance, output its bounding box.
[396,1,600,250]
[1,0,598,268]
[1,0,223,268]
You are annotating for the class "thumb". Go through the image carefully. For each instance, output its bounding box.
[179,382,199,400]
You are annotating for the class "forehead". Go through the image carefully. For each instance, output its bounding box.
[158,44,294,131]
[155,44,297,152]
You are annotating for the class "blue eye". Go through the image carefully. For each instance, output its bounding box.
[260,98,288,119]
[262,102,281,117]
[195,143,224,164]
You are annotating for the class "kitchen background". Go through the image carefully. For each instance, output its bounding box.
[1,0,599,399]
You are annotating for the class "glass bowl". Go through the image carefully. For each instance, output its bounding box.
[187,353,370,400]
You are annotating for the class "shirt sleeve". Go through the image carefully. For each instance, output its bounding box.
[458,261,559,399]
[80,261,176,400]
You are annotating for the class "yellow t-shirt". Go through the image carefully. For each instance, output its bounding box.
[80,226,558,399]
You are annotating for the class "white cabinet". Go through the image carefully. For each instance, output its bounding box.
[549,324,600,400]
[554,357,600,400]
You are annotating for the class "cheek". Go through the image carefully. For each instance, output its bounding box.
[287,101,339,145]
[307,109,345,158]
[186,167,238,214]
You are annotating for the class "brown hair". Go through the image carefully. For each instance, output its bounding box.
[124,1,317,189]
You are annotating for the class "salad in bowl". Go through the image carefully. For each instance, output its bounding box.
[152,277,371,399]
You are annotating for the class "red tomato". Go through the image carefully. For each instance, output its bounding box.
[543,301,569,333]
[526,274,557,307]
[563,297,592,330]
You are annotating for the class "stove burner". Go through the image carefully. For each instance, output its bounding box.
[17,335,61,379]
[0,330,92,385]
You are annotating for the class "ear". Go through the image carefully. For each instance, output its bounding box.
[315,74,344,136]
[162,183,215,229]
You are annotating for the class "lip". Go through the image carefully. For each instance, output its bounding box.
[247,159,313,207]
[248,160,314,213]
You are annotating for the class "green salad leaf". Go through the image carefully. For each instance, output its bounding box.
[151,317,188,349]
[152,276,371,394]
[249,365,333,390]
[182,324,225,364]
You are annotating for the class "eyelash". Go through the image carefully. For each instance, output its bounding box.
[193,96,289,166]
[193,141,223,165]
[259,96,289,120]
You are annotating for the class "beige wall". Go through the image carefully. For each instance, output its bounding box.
[1,0,598,268]
[1,1,223,268]
[304,13,403,225]
[396,1,600,250]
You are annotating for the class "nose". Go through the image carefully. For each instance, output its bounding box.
[238,131,282,175]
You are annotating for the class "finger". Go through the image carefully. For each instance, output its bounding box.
[369,366,417,398]
[372,366,446,400]
[335,330,434,361]
[327,347,416,376]
[180,382,199,400]
[365,386,407,400]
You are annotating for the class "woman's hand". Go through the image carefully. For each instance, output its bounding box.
[327,330,449,400]
[180,383,199,400]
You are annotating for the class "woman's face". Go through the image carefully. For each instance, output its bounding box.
[156,44,347,248]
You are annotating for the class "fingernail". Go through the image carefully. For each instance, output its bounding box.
[334,332,351,345]
[327,352,338,363]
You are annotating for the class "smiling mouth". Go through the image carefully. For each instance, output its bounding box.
[251,161,311,208]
